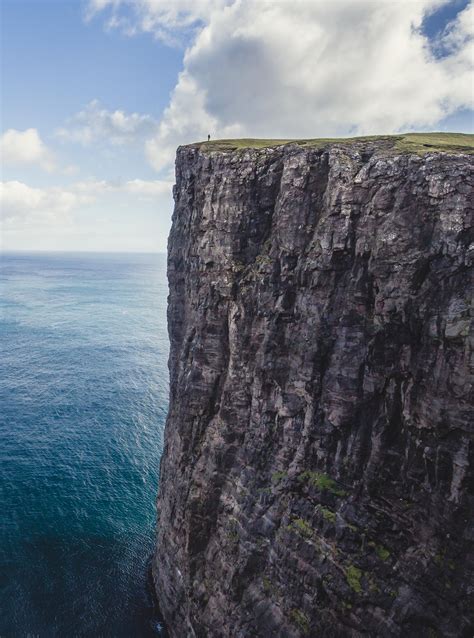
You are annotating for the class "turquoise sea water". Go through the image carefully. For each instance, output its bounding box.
[0,252,169,636]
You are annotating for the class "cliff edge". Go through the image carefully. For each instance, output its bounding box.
[154,135,473,637]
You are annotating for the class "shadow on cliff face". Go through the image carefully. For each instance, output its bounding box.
[146,557,169,637]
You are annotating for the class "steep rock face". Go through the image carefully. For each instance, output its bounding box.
[154,140,473,637]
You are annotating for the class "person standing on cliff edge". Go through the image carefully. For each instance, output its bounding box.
[208,134,210,141]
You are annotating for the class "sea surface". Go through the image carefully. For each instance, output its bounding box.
[0,252,169,637]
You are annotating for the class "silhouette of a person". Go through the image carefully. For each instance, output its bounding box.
[208,134,211,142]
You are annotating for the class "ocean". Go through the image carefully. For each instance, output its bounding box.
[0,251,169,637]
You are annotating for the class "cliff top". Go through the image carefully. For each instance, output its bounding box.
[184,132,474,155]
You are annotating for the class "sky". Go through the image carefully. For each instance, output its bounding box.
[1,0,473,253]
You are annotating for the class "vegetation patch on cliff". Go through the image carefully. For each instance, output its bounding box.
[345,565,364,593]
[317,505,337,523]
[368,541,391,562]
[289,609,310,635]
[298,471,347,497]
[186,132,474,155]
[272,470,288,483]
[288,517,314,539]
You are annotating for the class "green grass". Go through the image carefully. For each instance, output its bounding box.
[375,544,391,561]
[288,517,314,539]
[368,540,391,561]
[318,506,337,523]
[298,471,347,497]
[394,132,474,154]
[271,470,288,483]
[262,575,273,594]
[186,132,474,155]
[289,609,310,635]
[345,565,363,593]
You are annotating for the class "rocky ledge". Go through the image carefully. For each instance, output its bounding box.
[153,137,473,637]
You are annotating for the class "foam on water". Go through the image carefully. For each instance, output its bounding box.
[0,252,169,636]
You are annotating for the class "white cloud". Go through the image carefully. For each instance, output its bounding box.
[0,177,173,226]
[1,177,174,252]
[123,178,172,196]
[72,177,172,197]
[86,0,226,46]
[89,0,474,172]
[0,128,56,171]
[56,99,159,146]
[0,181,91,225]
[145,72,240,171]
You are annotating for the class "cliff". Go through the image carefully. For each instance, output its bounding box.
[154,135,473,637]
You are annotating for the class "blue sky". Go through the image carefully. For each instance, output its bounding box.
[1,0,473,252]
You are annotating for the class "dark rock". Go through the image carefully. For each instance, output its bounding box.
[153,140,473,637]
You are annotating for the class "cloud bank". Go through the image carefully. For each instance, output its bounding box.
[0,178,172,225]
[1,181,92,224]
[89,0,474,171]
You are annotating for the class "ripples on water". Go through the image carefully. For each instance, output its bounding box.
[0,252,169,636]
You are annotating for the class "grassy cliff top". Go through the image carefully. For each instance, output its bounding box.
[186,132,474,155]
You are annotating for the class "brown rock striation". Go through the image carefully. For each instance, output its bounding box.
[153,139,473,637]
